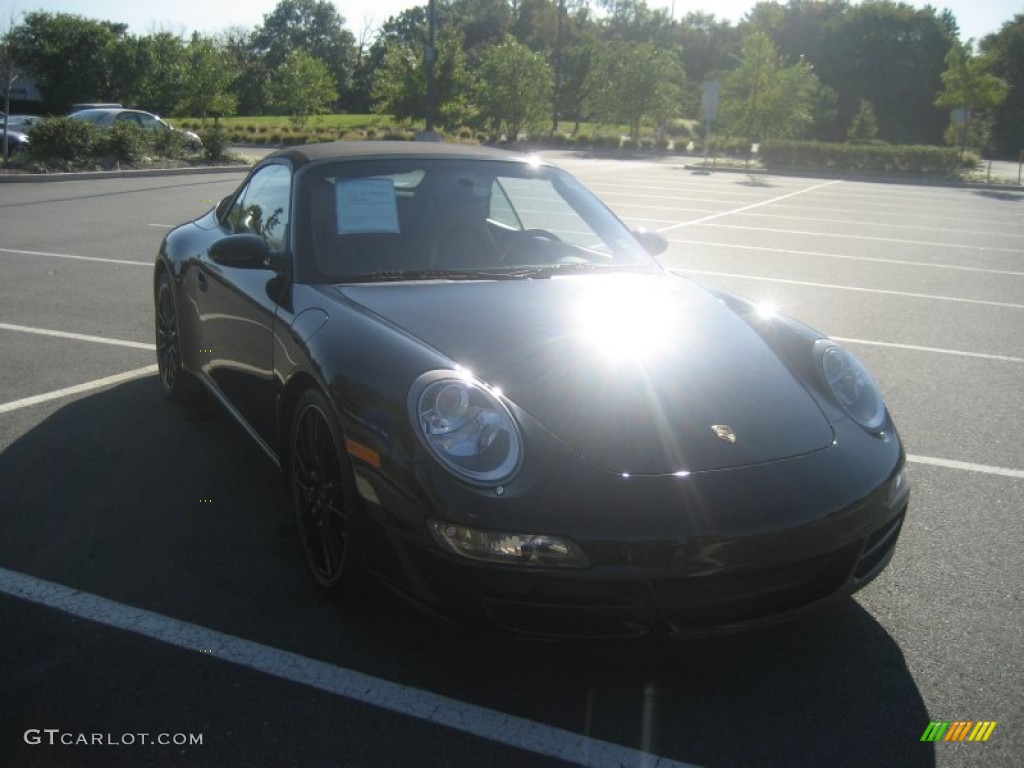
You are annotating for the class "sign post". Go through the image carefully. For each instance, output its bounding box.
[700,80,720,171]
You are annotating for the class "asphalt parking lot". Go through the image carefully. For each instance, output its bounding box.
[0,156,1021,768]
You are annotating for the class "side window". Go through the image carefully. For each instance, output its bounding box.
[492,176,600,248]
[115,113,140,127]
[226,165,292,252]
[489,180,520,229]
[137,114,163,132]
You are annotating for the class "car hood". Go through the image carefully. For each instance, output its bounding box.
[337,273,834,474]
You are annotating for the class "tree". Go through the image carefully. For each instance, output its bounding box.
[219,26,266,116]
[135,32,188,115]
[267,49,337,127]
[475,36,552,140]
[252,0,356,109]
[719,32,821,145]
[2,12,24,165]
[178,36,238,122]
[558,27,601,132]
[847,98,878,141]
[934,40,1009,156]
[8,12,129,112]
[979,15,1023,158]
[372,29,475,132]
[815,2,957,144]
[588,40,685,142]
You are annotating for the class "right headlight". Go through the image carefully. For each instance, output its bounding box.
[411,371,522,485]
[815,340,886,431]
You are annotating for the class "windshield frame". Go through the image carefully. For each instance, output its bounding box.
[293,156,659,285]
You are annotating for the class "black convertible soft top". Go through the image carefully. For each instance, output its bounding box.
[269,140,526,169]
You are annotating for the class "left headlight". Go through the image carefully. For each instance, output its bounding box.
[411,372,522,485]
[815,340,886,431]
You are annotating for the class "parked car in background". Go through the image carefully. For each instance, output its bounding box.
[68,108,201,149]
[1,127,30,158]
[2,115,44,133]
[69,103,123,112]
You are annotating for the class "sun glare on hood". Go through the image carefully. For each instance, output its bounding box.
[573,275,680,362]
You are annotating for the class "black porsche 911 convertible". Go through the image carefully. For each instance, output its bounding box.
[154,141,908,639]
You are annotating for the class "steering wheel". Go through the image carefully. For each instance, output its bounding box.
[497,229,563,263]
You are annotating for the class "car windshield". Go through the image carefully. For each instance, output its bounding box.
[67,110,106,123]
[297,157,657,283]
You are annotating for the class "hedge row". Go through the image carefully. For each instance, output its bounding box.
[25,117,207,169]
[759,140,970,176]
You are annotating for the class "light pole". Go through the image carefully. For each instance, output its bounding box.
[551,0,563,135]
[424,0,436,135]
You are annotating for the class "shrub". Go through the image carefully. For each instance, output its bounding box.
[592,135,620,149]
[152,127,189,159]
[27,118,100,162]
[99,122,149,164]
[760,140,961,176]
[199,123,231,161]
[572,133,592,148]
[269,132,283,144]
[654,138,670,152]
[665,119,692,139]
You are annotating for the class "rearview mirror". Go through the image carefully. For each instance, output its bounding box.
[209,234,286,270]
[632,228,668,257]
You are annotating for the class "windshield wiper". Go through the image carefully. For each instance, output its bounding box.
[341,268,537,283]
[508,262,647,278]
[341,263,652,284]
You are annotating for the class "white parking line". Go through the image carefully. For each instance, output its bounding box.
[700,223,1024,254]
[0,247,150,267]
[657,180,843,233]
[0,567,698,768]
[675,269,1024,310]
[668,239,1024,278]
[0,323,154,350]
[766,202,1024,230]
[0,365,158,414]
[832,336,1024,364]
[907,455,1024,480]
[730,211,1024,240]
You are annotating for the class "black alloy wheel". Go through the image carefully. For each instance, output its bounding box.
[155,272,196,402]
[290,389,362,594]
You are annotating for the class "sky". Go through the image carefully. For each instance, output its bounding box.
[3,0,1021,45]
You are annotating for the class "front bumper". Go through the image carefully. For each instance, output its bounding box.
[358,420,908,639]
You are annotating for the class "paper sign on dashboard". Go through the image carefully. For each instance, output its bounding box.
[335,178,400,234]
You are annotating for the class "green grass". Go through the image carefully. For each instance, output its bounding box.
[169,114,397,131]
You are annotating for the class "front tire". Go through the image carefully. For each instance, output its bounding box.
[290,388,364,595]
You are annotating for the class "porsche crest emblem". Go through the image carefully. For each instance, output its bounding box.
[711,424,737,443]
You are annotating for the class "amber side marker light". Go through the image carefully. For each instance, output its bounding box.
[345,438,381,469]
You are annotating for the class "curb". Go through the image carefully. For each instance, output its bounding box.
[677,162,1024,191]
[0,164,250,184]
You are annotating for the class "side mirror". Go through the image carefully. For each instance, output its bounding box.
[632,228,668,257]
[209,234,287,271]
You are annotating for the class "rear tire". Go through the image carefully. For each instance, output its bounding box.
[154,271,199,403]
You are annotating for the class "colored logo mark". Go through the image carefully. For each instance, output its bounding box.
[921,721,997,742]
